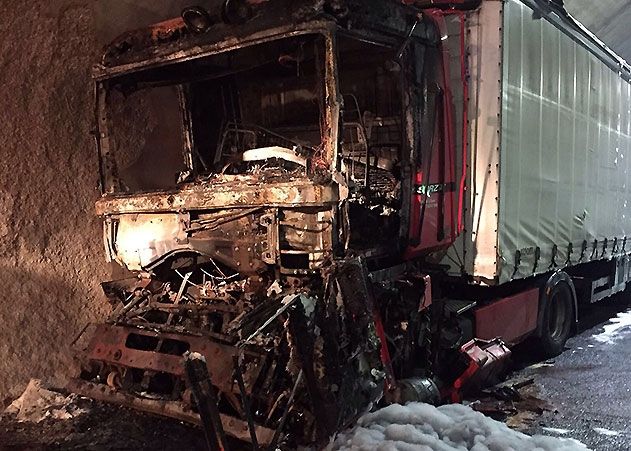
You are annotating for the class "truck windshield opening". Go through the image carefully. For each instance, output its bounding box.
[103,34,326,193]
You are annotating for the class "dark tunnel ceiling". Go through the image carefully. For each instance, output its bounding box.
[565,0,631,62]
[95,0,631,63]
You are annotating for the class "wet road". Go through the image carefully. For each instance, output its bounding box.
[517,293,631,450]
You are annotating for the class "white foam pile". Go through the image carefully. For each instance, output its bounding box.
[593,427,619,437]
[4,379,86,423]
[329,402,589,451]
[592,308,631,344]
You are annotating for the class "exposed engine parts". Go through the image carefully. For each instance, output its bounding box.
[78,256,394,446]
[75,0,511,445]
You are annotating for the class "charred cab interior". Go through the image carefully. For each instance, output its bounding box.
[102,33,326,193]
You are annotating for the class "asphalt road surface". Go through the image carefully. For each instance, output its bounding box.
[519,292,631,450]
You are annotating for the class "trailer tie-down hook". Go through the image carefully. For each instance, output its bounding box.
[565,242,573,266]
[512,250,521,279]
[579,240,588,262]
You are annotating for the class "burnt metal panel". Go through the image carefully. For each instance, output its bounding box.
[95,179,339,215]
[97,0,438,79]
[84,324,261,395]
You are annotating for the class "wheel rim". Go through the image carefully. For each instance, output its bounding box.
[547,290,569,341]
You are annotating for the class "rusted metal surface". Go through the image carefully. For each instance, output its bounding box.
[80,251,388,447]
[103,207,333,274]
[95,179,338,215]
[66,379,275,445]
[83,324,261,395]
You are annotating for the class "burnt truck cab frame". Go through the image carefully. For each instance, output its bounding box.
[95,24,342,276]
[93,3,453,274]
[84,2,456,447]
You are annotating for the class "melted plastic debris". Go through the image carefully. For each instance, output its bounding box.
[593,309,631,344]
[328,402,589,451]
[5,379,86,423]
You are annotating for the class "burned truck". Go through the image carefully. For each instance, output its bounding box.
[71,0,631,447]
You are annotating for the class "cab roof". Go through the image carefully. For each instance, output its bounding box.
[95,0,438,80]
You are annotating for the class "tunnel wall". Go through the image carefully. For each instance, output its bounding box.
[0,1,113,402]
[0,0,188,402]
[0,0,210,403]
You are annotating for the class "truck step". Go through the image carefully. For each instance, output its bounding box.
[444,299,477,316]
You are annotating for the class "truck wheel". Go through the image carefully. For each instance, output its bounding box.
[539,281,573,357]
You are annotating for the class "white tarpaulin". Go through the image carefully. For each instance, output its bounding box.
[442,0,631,285]
[498,0,631,283]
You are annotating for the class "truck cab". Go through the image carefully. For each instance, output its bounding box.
[80,1,460,446]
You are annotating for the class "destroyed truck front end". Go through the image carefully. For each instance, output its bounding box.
[76,3,454,447]
[76,253,385,446]
[99,180,337,275]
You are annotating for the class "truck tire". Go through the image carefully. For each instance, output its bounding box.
[539,281,574,357]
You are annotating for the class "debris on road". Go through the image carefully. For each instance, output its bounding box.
[5,379,86,423]
[0,385,208,450]
[465,377,554,431]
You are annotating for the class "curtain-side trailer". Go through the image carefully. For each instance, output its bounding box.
[436,0,631,353]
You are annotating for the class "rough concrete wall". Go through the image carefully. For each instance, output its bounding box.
[0,0,206,403]
[0,1,110,402]
[95,1,239,43]
[95,0,193,42]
